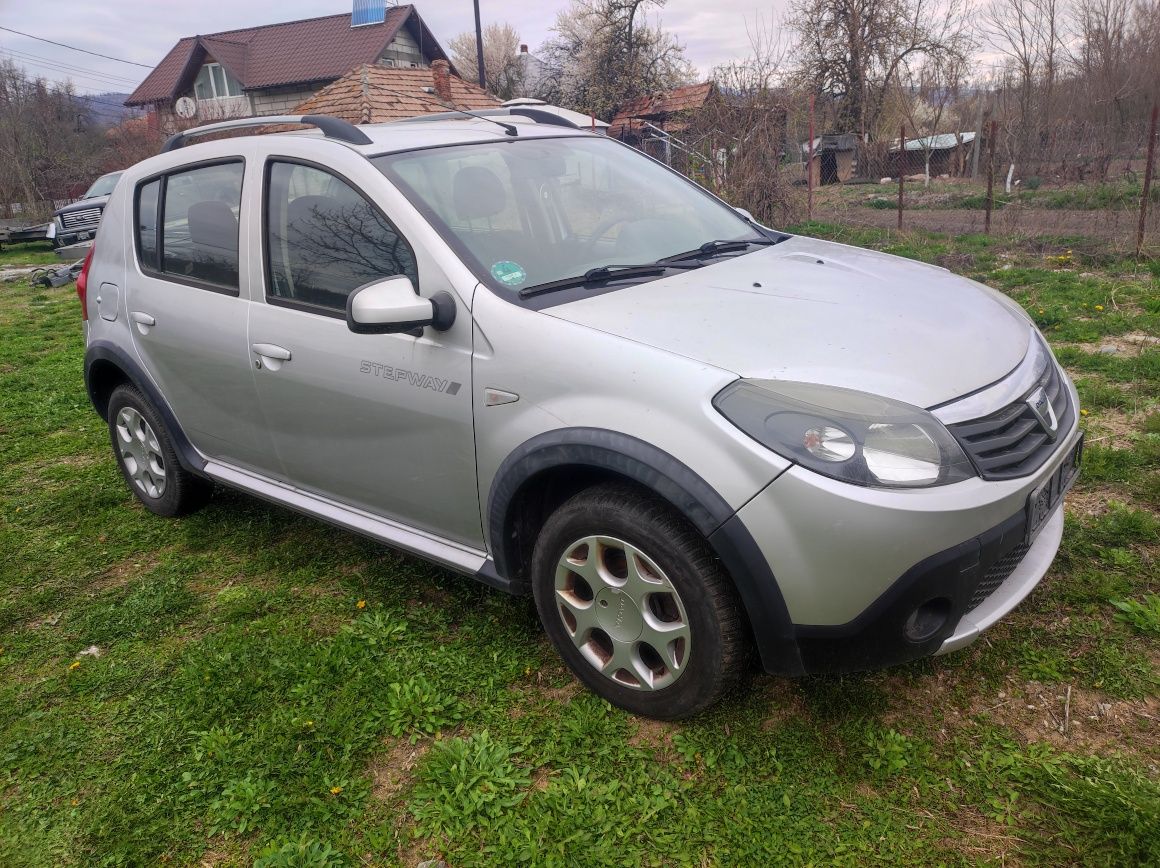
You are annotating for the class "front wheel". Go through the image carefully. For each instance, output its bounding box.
[531,483,750,719]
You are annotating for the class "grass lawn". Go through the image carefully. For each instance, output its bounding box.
[1,226,1157,866]
[0,241,60,268]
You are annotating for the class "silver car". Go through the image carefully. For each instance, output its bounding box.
[78,110,1082,719]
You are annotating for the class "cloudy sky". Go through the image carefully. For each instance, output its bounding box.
[0,0,790,98]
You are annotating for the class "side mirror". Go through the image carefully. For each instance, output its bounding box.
[734,206,755,222]
[346,276,456,335]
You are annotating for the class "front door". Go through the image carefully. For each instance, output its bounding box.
[247,158,481,547]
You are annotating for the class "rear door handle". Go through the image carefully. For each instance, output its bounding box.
[129,311,155,334]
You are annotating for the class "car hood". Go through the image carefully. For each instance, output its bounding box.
[544,234,1030,409]
[55,195,109,217]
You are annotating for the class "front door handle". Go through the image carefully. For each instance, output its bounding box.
[252,343,291,361]
[252,343,292,371]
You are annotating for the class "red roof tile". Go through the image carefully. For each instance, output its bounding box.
[126,5,452,106]
[608,82,715,137]
[292,64,500,124]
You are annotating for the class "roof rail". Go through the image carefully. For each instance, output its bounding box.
[160,114,372,153]
[398,107,582,130]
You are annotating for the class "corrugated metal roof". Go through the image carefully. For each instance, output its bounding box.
[892,131,976,152]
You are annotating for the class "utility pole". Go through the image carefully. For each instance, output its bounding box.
[473,0,487,90]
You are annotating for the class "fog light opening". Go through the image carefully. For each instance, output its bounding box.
[904,597,952,643]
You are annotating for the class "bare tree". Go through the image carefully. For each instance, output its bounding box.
[449,22,526,101]
[786,0,971,140]
[538,0,694,119]
[899,39,974,184]
[0,60,106,217]
[984,0,1065,165]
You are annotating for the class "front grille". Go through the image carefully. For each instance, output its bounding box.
[61,207,102,230]
[966,541,1030,612]
[948,360,1072,480]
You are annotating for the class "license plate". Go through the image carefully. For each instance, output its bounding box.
[77,231,91,241]
[1026,433,1083,543]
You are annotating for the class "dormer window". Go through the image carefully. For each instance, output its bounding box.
[193,63,243,100]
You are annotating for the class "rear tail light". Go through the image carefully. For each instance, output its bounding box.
[76,243,96,321]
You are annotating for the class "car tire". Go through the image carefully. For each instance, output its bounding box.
[531,482,749,719]
[107,384,212,517]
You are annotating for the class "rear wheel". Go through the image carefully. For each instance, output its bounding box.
[531,483,749,719]
[107,384,211,517]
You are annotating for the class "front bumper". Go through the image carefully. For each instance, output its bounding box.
[735,420,1080,675]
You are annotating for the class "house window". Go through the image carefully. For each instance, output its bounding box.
[193,63,243,100]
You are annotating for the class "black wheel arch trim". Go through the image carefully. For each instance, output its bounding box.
[485,427,804,675]
[84,340,207,476]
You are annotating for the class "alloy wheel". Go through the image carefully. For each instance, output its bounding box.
[115,406,167,499]
[553,535,691,690]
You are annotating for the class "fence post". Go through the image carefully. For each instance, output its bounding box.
[985,120,997,234]
[1138,101,1158,259]
[807,94,815,222]
[898,124,905,231]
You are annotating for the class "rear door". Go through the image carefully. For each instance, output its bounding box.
[246,149,481,547]
[124,151,276,473]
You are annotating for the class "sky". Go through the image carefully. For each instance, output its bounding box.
[0,0,791,99]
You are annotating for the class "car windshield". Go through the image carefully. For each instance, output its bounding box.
[83,172,122,198]
[373,136,766,294]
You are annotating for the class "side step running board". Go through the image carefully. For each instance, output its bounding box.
[203,460,488,576]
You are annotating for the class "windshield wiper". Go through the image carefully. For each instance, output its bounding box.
[658,237,778,264]
[518,263,694,299]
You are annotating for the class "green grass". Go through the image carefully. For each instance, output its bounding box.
[0,240,59,267]
[1,228,1158,865]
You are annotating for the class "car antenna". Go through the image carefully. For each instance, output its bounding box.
[417,87,518,136]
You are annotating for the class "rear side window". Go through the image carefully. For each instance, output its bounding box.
[134,160,244,292]
[265,161,417,313]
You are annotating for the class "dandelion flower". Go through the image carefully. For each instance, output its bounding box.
[330,785,343,795]
[68,661,81,671]
[305,720,314,727]
[356,599,367,609]
[1038,308,1045,314]
[1094,304,1104,311]
[1080,409,1090,417]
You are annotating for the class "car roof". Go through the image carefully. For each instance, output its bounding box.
[121,116,597,182]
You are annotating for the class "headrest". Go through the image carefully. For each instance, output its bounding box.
[453,165,506,220]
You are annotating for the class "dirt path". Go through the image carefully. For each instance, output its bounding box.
[814,204,1159,247]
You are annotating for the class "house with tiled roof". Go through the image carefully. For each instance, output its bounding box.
[124,5,453,129]
[607,83,717,141]
[292,60,500,124]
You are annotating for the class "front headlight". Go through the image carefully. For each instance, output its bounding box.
[714,380,975,488]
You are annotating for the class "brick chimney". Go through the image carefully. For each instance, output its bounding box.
[520,44,528,53]
[431,59,452,104]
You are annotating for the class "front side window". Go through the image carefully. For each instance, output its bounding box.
[264,162,418,314]
[375,136,763,296]
[134,161,243,291]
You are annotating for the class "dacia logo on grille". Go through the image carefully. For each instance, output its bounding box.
[1026,386,1058,441]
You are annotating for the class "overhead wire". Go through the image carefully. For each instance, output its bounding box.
[0,25,152,67]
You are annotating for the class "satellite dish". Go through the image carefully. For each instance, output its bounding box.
[175,97,197,119]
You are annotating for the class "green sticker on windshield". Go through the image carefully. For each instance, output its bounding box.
[490,260,527,288]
